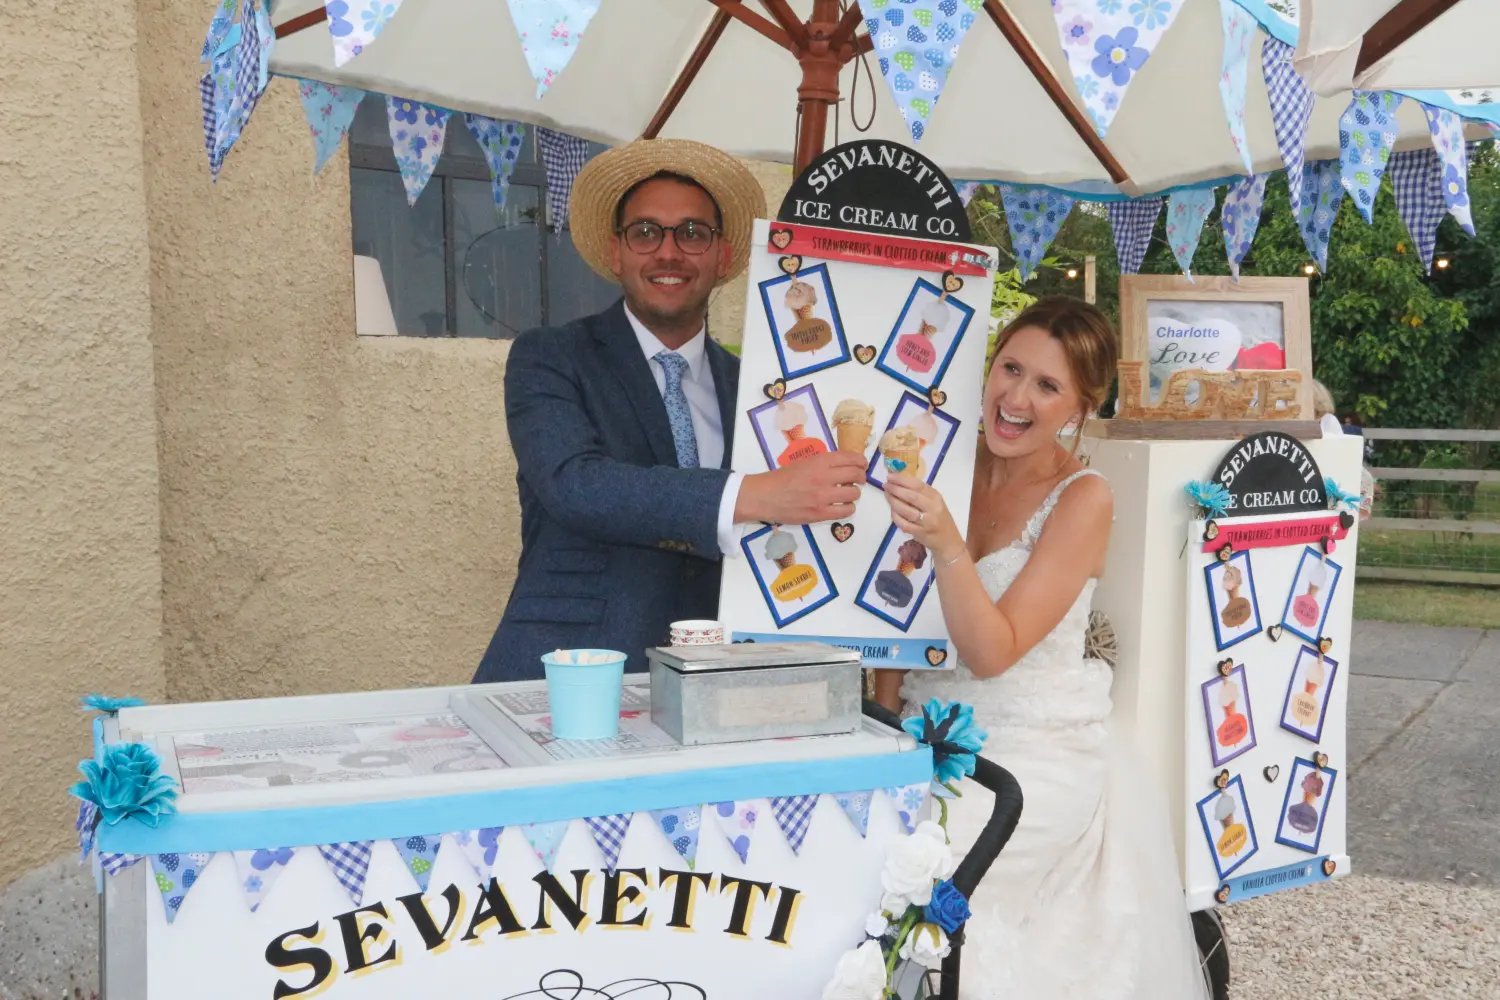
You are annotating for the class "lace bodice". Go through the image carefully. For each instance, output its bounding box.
[901,469,1113,730]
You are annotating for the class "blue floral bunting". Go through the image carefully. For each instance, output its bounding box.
[521,821,570,872]
[710,801,759,865]
[1423,106,1476,235]
[1165,188,1217,279]
[394,834,444,892]
[1339,91,1403,223]
[865,0,981,143]
[506,0,603,99]
[466,115,528,216]
[1263,38,1316,215]
[1297,159,1344,271]
[233,847,293,912]
[298,81,366,175]
[327,0,406,68]
[1222,174,1268,280]
[1052,0,1184,137]
[452,827,503,880]
[650,806,702,868]
[1107,198,1163,275]
[150,853,213,924]
[386,98,449,205]
[1219,0,1256,175]
[836,790,875,838]
[998,184,1074,282]
[197,0,272,182]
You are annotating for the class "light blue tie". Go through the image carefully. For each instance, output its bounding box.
[654,350,700,469]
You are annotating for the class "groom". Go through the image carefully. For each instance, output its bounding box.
[473,139,865,683]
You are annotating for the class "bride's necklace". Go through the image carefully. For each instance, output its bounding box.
[983,455,1068,530]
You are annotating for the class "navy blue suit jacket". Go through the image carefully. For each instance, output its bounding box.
[474,300,739,682]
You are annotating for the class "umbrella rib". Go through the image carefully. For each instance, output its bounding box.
[1354,0,1462,77]
[981,0,1130,187]
[273,7,329,39]
[644,9,733,139]
[759,0,812,50]
[706,0,796,53]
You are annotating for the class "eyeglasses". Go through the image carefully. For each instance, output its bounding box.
[617,220,719,255]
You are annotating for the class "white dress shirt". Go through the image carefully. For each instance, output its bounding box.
[624,305,745,558]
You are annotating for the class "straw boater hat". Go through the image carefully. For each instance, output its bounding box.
[569,138,767,287]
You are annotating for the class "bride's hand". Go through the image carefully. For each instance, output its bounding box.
[885,474,965,564]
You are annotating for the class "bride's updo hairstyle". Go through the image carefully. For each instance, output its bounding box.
[986,296,1118,432]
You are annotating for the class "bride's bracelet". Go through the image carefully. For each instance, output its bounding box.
[940,549,967,569]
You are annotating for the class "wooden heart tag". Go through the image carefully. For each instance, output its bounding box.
[1214,769,1231,789]
[778,254,803,276]
[1217,657,1235,677]
[1204,520,1220,541]
[925,646,948,667]
[1322,859,1337,877]
[1314,751,1329,769]
[942,271,964,294]
[854,345,876,365]
[1318,636,1334,655]
[831,522,855,543]
[769,228,793,251]
[1263,764,1280,782]
[1215,884,1232,903]
[1267,624,1284,642]
[928,388,948,408]
[763,378,787,402]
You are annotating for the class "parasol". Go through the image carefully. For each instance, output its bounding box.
[1294,0,1500,96]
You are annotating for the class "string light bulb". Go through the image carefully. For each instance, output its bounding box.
[1066,267,1079,279]
[1303,263,1317,275]
[1436,257,1451,269]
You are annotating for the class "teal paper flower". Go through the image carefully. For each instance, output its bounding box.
[1324,477,1361,512]
[1184,480,1231,519]
[903,699,988,786]
[81,694,146,714]
[69,743,179,829]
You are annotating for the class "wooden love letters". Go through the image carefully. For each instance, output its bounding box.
[1115,362,1304,420]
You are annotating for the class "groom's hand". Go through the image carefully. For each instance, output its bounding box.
[735,451,866,525]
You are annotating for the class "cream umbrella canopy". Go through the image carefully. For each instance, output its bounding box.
[1293,0,1500,97]
[264,0,1488,198]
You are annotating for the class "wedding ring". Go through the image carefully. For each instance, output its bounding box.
[918,511,925,523]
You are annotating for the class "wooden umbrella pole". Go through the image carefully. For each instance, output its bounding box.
[790,0,847,171]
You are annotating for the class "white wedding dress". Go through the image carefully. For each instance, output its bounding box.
[901,470,1208,1000]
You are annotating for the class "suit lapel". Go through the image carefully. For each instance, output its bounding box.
[706,339,740,470]
[592,300,678,467]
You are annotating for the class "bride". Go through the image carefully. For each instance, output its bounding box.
[877,297,1207,999]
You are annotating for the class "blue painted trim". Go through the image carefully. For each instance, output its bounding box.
[1401,91,1500,128]
[95,748,930,855]
[1228,0,1298,47]
[1219,854,1334,904]
[730,633,948,670]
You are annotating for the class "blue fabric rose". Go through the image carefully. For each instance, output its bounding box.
[1324,477,1361,512]
[81,694,146,714]
[902,699,989,786]
[1184,480,1231,519]
[924,878,971,934]
[70,743,179,829]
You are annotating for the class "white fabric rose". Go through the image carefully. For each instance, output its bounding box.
[880,820,954,908]
[865,911,890,938]
[880,891,911,917]
[899,922,952,971]
[821,940,888,1000]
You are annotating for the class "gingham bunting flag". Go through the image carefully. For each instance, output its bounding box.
[835,790,875,838]
[297,80,366,175]
[1219,0,1257,175]
[76,801,98,863]
[1222,174,1269,279]
[1107,198,1163,274]
[452,828,504,881]
[318,842,373,905]
[101,853,143,876]
[326,0,407,68]
[1388,147,1446,272]
[466,115,528,216]
[149,853,213,924]
[865,0,982,143]
[998,184,1075,282]
[538,127,589,228]
[386,98,450,205]
[1165,188,1217,279]
[1263,38,1316,214]
[650,806,703,868]
[585,814,632,873]
[233,848,294,912]
[1052,0,1185,138]
[769,796,818,854]
[710,801,760,865]
[507,0,603,99]
[218,0,272,169]
[520,821,570,873]
[1422,106,1476,235]
[1339,91,1404,223]
[393,834,444,892]
[1297,158,1344,271]
[883,784,930,835]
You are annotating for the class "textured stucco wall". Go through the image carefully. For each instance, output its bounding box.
[708,160,794,348]
[0,3,166,889]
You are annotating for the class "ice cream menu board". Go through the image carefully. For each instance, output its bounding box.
[719,217,997,670]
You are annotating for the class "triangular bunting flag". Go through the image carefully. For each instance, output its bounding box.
[1339,91,1403,222]
[521,821,570,872]
[1422,106,1476,235]
[201,0,236,64]
[318,842,373,905]
[101,853,142,876]
[233,847,294,912]
[883,784,930,835]
[650,806,702,868]
[1052,0,1184,137]
[1263,38,1316,214]
[452,828,504,881]
[953,181,982,207]
[1297,159,1344,271]
[76,801,98,863]
[1107,198,1163,274]
[1222,174,1269,279]
[298,80,366,175]
[538,127,590,229]
[506,0,603,99]
[199,58,231,181]
[394,834,444,892]
[769,796,818,855]
[998,184,1074,283]
[149,853,212,924]
[1388,148,1445,272]
[864,1,981,143]
[218,0,272,166]
[466,115,528,216]
[386,98,449,205]
[585,814,632,874]
[1219,0,1257,175]
[835,790,874,838]
[327,0,406,68]
[710,801,760,865]
[1166,188,1217,279]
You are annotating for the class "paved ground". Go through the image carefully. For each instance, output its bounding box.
[4,620,1497,999]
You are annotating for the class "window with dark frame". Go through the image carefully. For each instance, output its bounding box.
[347,100,620,339]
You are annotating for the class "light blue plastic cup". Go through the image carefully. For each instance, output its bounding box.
[541,649,627,740]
